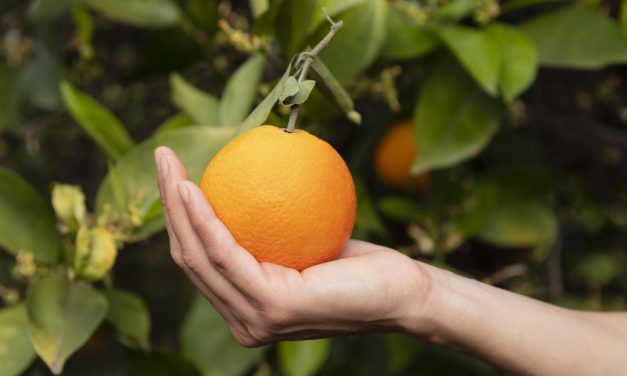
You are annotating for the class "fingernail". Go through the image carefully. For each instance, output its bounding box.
[178,181,190,203]
[159,154,169,178]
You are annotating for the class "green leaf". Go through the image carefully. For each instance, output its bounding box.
[249,0,269,18]
[96,127,234,239]
[486,23,538,102]
[436,25,502,96]
[0,168,61,263]
[276,0,317,56]
[219,54,265,127]
[0,304,36,376]
[73,5,95,50]
[438,0,478,20]
[453,182,499,237]
[26,275,108,375]
[412,60,500,174]
[313,0,388,85]
[354,176,387,239]
[278,339,331,376]
[312,0,367,28]
[0,64,20,131]
[622,0,627,36]
[477,199,557,248]
[381,6,439,60]
[170,73,220,125]
[385,334,421,372]
[154,113,195,135]
[309,59,359,123]
[252,0,285,35]
[28,0,72,22]
[106,289,151,350]
[19,40,62,110]
[60,81,134,160]
[379,196,425,222]
[128,349,202,376]
[521,6,627,68]
[572,252,623,288]
[236,69,291,135]
[279,76,300,105]
[80,0,182,28]
[186,0,219,35]
[181,294,263,376]
[280,79,316,106]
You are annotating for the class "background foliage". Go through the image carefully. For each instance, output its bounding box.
[1,0,626,375]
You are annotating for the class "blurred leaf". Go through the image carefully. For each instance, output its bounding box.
[500,0,571,12]
[312,0,367,28]
[436,25,501,96]
[0,168,61,263]
[80,0,182,28]
[521,6,627,68]
[170,73,220,125]
[236,69,291,135]
[186,0,218,35]
[27,275,108,375]
[219,54,265,127]
[73,5,94,52]
[453,182,498,236]
[411,60,500,174]
[622,0,627,35]
[381,6,439,60]
[572,252,623,288]
[478,199,556,248]
[0,64,20,131]
[19,40,62,110]
[309,59,359,123]
[28,0,72,22]
[0,304,36,376]
[486,23,538,102]
[438,0,478,20]
[154,113,195,135]
[60,81,134,160]
[379,196,424,222]
[96,127,235,239]
[249,0,269,18]
[128,349,202,376]
[313,0,388,85]
[106,289,151,350]
[252,0,284,35]
[354,177,387,239]
[278,339,331,376]
[276,0,317,56]
[181,294,263,376]
[385,334,421,372]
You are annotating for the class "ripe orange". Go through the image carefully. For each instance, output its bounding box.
[199,125,356,271]
[374,120,429,190]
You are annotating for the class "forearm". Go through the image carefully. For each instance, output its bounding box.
[404,263,627,375]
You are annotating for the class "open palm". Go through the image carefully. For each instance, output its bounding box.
[155,146,431,346]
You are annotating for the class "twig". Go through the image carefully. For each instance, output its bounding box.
[284,8,343,133]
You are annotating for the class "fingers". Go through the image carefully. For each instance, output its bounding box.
[155,147,256,321]
[177,180,270,301]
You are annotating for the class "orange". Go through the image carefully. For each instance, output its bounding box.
[374,120,429,190]
[199,125,356,271]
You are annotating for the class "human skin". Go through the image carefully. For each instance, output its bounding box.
[155,146,627,376]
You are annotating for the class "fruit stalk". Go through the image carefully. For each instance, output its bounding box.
[285,8,343,133]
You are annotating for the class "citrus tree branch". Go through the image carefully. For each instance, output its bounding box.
[285,8,343,133]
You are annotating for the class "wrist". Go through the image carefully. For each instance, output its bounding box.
[397,260,480,346]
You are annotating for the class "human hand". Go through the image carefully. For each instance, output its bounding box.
[155,146,434,347]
